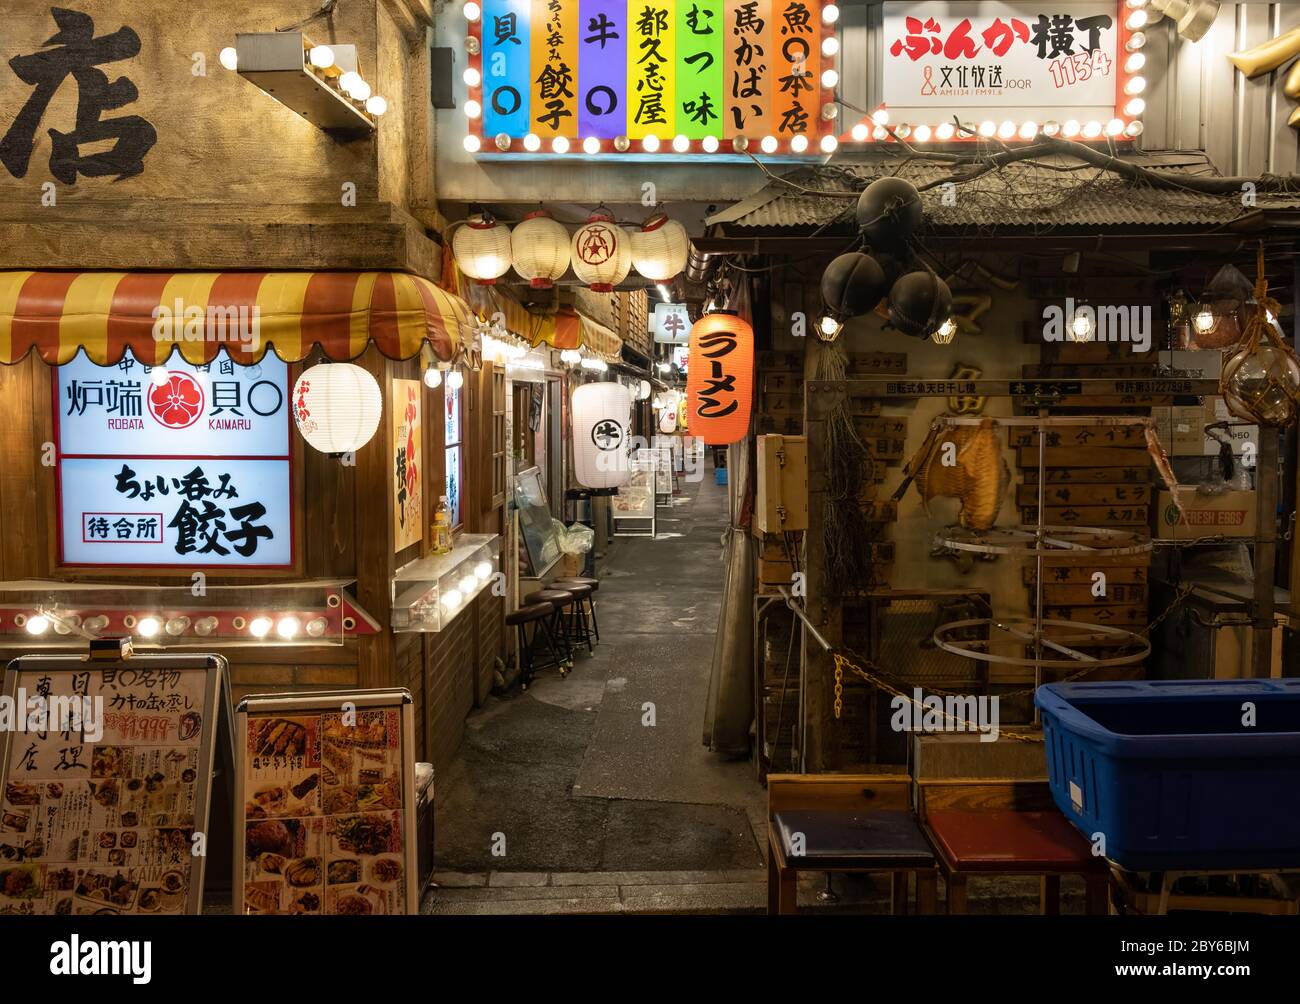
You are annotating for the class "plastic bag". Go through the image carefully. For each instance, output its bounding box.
[557,520,595,555]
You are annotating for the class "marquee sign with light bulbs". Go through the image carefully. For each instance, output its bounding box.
[866,1,1148,144]
[461,0,841,157]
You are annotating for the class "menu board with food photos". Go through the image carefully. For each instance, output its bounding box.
[0,654,227,915]
[235,689,417,916]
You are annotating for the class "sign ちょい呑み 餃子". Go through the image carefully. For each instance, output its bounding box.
[56,349,292,567]
[473,0,837,154]
[881,2,1138,137]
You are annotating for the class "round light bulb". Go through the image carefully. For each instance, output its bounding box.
[702,135,720,153]
[83,615,110,634]
[447,369,465,391]
[309,45,335,69]
[819,315,841,337]
[1083,120,1103,138]
[441,589,464,613]
[935,122,955,140]
[551,136,569,153]
[1106,118,1125,136]
[464,2,481,22]
[25,615,50,636]
[761,135,778,153]
[523,133,541,152]
[1019,121,1038,140]
[1125,10,1148,30]
[822,4,840,24]
[339,71,363,95]
[822,36,839,57]
[1126,32,1146,51]
[348,77,372,101]
[979,120,996,137]
[820,134,838,153]
[583,136,600,154]
[822,69,839,89]
[463,134,481,153]
[366,95,388,117]
[1063,120,1081,138]
[463,67,481,87]
[150,367,170,387]
[249,616,273,638]
[673,134,690,152]
[464,99,481,119]
[642,134,660,152]
[998,120,1016,139]
[872,109,890,125]
[1125,53,1146,74]
[790,134,809,152]
[219,47,238,71]
[194,616,218,636]
[1124,98,1145,117]
[851,123,869,142]
[276,616,301,639]
[474,560,494,580]
[137,616,161,638]
[165,616,190,636]
[305,617,328,638]
[459,575,478,595]
[913,124,931,142]
[1194,309,1216,334]
[1124,76,1146,96]
[424,368,443,389]
[1125,121,1145,137]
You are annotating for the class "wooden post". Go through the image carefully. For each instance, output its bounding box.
[802,374,844,772]
[1251,426,1280,678]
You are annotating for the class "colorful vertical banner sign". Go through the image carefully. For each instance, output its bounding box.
[578,0,627,137]
[771,0,818,139]
[392,379,422,553]
[468,0,834,151]
[483,0,532,137]
[676,1,724,138]
[629,1,677,139]
[724,0,772,139]
[531,0,579,137]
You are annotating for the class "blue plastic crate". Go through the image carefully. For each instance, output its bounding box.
[714,467,727,486]
[1036,680,1300,870]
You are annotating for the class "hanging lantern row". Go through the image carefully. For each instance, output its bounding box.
[818,177,955,343]
[451,210,692,290]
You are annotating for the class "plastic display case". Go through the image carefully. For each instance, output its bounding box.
[390,533,500,632]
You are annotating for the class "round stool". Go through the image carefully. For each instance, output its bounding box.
[505,602,559,689]
[553,577,600,643]
[551,581,594,653]
[524,588,578,670]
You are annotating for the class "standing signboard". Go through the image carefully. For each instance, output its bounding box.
[55,347,293,568]
[0,654,230,915]
[235,688,418,915]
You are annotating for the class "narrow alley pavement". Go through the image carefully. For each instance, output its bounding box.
[426,464,769,914]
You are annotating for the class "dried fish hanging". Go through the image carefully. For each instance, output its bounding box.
[898,417,1009,531]
[816,342,878,598]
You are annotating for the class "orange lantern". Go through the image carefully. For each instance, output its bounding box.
[685,312,753,446]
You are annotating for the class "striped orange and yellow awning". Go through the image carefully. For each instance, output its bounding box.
[0,271,471,366]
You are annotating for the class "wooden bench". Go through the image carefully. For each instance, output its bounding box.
[766,773,939,915]
[915,778,1110,915]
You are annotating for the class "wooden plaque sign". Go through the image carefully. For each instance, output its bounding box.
[0,654,228,916]
[235,688,418,916]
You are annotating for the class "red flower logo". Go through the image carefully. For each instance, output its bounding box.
[147,371,205,429]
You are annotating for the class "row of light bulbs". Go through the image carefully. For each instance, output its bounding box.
[439,560,497,615]
[217,42,388,117]
[849,109,1146,144]
[465,129,843,156]
[423,365,465,390]
[21,612,328,640]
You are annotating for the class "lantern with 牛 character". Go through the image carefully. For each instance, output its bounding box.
[572,382,633,488]
[685,312,753,446]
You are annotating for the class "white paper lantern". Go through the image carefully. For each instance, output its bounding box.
[629,213,691,281]
[452,212,512,285]
[572,382,632,488]
[571,211,630,292]
[510,209,570,288]
[292,363,383,454]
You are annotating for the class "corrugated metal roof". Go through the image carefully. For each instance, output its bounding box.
[705,152,1300,233]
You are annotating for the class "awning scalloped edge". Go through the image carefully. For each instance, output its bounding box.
[0,270,472,367]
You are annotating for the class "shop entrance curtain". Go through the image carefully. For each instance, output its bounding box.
[0,270,471,366]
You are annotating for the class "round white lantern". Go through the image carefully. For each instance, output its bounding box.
[572,382,632,488]
[571,211,630,292]
[629,213,691,281]
[452,212,512,285]
[510,209,570,288]
[292,363,383,454]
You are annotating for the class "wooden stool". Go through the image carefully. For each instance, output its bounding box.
[524,588,577,674]
[766,772,939,915]
[924,809,1111,915]
[553,576,600,643]
[551,580,594,653]
[506,602,561,689]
